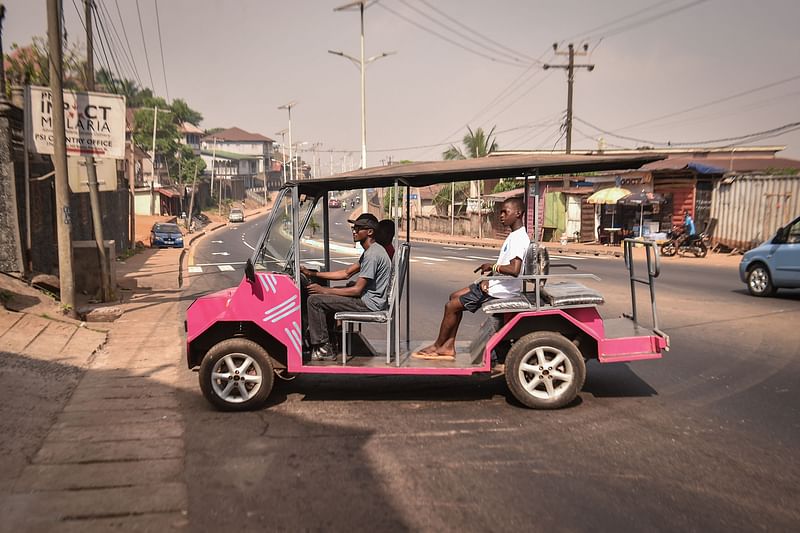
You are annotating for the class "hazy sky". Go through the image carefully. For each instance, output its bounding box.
[6,0,800,169]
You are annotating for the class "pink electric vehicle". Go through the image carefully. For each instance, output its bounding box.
[186,154,669,410]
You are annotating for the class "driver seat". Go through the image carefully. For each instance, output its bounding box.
[335,242,410,364]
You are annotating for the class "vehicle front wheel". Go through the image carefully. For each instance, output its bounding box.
[747,264,776,297]
[661,241,677,257]
[505,331,586,409]
[199,338,274,411]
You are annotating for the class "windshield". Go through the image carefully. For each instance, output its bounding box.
[253,188,319,273]
[155,223,181,233]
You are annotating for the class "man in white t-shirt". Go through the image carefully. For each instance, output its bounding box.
[413,198,530,360]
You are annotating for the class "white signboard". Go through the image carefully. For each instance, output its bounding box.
[67,156,118,192]
[25,86,126,159]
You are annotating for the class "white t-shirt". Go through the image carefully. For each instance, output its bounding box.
[487,226,531,298]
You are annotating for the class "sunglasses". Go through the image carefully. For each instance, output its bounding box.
[352,225,368,232]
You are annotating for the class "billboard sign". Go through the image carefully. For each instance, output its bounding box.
[25,86,126,159]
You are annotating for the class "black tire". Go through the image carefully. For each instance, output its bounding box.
[747,264,776,297]
[693,242,708,258]
[505,331,586,409]
[199,338,274,411]
[661,241,677,257]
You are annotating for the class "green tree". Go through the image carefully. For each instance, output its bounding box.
[171,98,203,126]
[492,178,521,194]
[4,36,86,96]
[433,183,470,215]
[442,125,498,160]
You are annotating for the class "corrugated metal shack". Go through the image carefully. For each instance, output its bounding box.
[711,174,800,251]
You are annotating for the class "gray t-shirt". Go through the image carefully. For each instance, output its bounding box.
[358,243,392,311]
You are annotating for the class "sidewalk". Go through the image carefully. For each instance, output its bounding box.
[409,229,742,268]
[0,200,273,530]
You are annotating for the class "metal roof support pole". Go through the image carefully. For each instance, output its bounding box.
[405,181,411,360]
[323,192,330,271]
[534,170,541,244]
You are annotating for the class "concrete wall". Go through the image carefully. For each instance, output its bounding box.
[73,240,116,296]
[0,102,25,273]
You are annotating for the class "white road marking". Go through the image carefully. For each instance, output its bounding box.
[443,246,468,250]
[551,254,587,261]
[466,255,496,261]
[409,259,419,263]
[211,240,224,244]
[305,260,325,267]
[444,256,473,261]
[332,259,352,265]
[416,256,446,262]
[192,261,247,267]
[217,265,235,272]
[188,266,202,273]
[212,252,230,256]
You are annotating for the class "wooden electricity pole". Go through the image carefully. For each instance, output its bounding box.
[46,0,76,316]
[543,43,595,154]
[83,0,112,301]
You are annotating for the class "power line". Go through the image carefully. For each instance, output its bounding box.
[561,0,680,43]
[113,0,143,85]
[583,0,710,42]
[71,0,118,92]
[604,73,800,134]
[376,2,529,67]
[153,0,169,102]
[135,0,155,90]
[98,0,142,87]
[574,116,800,147]
[417,0,538,63]
[92,2,131,88]
[399,0,531,64]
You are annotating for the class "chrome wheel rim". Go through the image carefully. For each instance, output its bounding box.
[518,346,574,400]
[749,268,768,293]
[210,353,263,403]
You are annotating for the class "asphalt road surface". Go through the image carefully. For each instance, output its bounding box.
[180,206,800,531]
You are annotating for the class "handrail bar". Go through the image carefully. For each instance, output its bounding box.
[622,239,663,337]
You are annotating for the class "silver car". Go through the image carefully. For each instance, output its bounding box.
[739,215,800,296]
[228,208,244,223]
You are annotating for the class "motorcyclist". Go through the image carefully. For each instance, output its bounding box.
[683,210,696,238]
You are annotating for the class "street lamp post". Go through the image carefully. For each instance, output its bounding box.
[275,129,288,184]
[331,0,395,212]
[278,101,296,179]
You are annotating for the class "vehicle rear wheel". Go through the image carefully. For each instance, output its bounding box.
[693,241,708,258]
[747,264,776,297]
[199,338,274,411]
[661,241,677,257]
[505,331,586,409]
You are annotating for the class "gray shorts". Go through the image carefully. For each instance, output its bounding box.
[459,283,494,313]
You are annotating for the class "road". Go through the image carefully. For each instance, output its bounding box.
[180,205,800,531]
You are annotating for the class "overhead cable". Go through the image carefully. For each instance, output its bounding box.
[153,0,170,102]
[377,2,530,67]
[574,116,800,146]
[135,0,155,90]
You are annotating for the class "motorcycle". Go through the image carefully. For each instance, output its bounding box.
[660,225,708,258]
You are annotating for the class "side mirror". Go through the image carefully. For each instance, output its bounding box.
[245,258,256,283]
[772,227,787,245]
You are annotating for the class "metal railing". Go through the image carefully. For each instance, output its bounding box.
[622,239,667,341]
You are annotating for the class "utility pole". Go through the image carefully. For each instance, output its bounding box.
[83,0,112,301]
[275,130,287,184]
[186,162,198,230]
[127,139,135,246]
[47,0,76,316]
[543,43,594,154]
[331,1,396,211]
[278,101,296,180]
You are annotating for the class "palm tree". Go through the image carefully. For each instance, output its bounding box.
[440,126,500,225]
[442,126,498,160]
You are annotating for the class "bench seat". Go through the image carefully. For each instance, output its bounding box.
[482,281,604,313]
[334,310,389,323]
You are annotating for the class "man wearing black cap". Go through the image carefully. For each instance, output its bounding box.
[302,213,392,361]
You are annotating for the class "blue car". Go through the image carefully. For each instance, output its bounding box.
[739,215,800,296]
[150,222,184,249]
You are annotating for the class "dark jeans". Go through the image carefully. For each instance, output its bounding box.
[307,294,369,346]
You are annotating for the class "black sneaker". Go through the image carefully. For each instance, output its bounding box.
[311,343,337,361]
